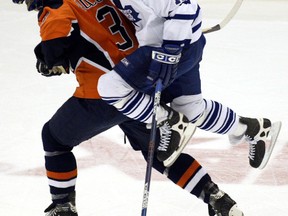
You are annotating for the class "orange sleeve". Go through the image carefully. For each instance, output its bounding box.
[39,4,77,41]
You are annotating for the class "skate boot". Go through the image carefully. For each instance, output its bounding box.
[157,105,196,167]
[208,192,244,216]
[44,192,78,216]
[205,182,244,216]
[239,117,271,169]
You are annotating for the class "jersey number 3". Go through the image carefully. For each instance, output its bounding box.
[97,5,134,51]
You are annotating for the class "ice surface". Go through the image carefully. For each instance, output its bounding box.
[0,0,287,215]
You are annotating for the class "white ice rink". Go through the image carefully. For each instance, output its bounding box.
[0,0,288,215]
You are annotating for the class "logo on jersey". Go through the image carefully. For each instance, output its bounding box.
[175,0,191,4]
[120,58,130,67]
[121,5,141,26]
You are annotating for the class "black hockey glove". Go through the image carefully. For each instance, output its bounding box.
[36,59,69,77]
[36,58,49,75]
[34,43,69,77]
[148,44,182,88]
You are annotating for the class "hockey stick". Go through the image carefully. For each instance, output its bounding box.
[141,79,163,216]
[202,0,243,34]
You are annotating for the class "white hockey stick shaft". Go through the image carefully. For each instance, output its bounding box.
[202,0,244,34]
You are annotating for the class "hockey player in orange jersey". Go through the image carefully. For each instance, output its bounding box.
[37,0,195,167]
[13,0,244,215]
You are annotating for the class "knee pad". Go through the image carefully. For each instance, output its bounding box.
[42,122,70,152]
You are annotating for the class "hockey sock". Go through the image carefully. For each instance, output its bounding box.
[166,153,212,204]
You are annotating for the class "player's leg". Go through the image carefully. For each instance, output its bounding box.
[170,91,279,169]
[42,122,78,216]
[160,154,244,216]
[163,44,280,169]
[98,47,195,167]
[120,121,244,216]
[43,97,129,216]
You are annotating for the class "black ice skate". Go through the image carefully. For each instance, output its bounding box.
[205,182,244,216]
[209,191,244,216]
[240,117,281,169]
[157,105,196,167]
[44,192,78,216]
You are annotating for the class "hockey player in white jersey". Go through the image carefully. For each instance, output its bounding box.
[98,0,281,214]
[99,0,281,168]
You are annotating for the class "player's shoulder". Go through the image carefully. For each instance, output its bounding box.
[38,1,76,25]
[38,1,77,41]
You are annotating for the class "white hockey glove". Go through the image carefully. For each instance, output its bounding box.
[148,44,182,88]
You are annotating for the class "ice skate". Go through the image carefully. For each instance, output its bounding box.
[205,182,244,216]
[157,105,196,167]
[209,191,244,216]
[240,117,281,169]
[44,192,78,216]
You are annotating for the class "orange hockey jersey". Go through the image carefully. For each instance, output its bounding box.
[38,0,138,99]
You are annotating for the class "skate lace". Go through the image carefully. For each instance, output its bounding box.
[246,135,257,160]
[47,206,61,216]
[46,203,77,216]
[158,121,172,151]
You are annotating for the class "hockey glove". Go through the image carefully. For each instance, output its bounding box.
[34,43,69,77]
[36,59,69,77]
[147,44,182,88]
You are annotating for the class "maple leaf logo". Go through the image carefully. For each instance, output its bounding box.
[121,5,141,26]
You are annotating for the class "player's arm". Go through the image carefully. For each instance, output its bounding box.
[147,0,200,87]
[35,9,80,76]
[151,0,198,44]
[34,40,70,77]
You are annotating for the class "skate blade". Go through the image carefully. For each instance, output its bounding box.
[229,204,244,216]
[258,121,282,169]
[163,123,196,167]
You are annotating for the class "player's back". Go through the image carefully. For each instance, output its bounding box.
[68,0,138,66]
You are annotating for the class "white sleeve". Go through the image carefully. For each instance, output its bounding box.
[144,0,201,44]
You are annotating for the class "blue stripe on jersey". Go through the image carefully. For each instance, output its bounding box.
[166,14,197,20]
[119,91,144,114]
[192,22,201,33]
[113,90,154,123]
[101,98,118,104]
[134,97,154,122]
[102,90,134,105]
[194,5,201,18]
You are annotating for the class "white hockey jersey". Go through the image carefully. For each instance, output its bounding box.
[111,0,203,47]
